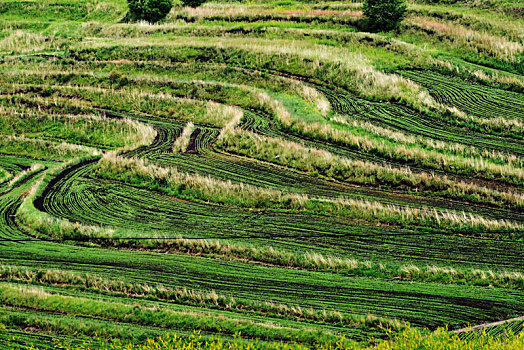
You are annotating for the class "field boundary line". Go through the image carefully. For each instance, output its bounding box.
[453,315,524,333]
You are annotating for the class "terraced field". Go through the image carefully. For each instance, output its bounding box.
[0,0,523,349]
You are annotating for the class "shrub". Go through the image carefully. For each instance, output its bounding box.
[181,0,207,8]
[363,0,407,32]
[127,0,173,23]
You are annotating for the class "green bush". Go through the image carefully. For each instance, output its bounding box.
[181,0,207,8]
[363,0,407,32]
[127,0,173,23]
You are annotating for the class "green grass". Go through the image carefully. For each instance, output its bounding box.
[399,69,524,122]
[0,1,523,349]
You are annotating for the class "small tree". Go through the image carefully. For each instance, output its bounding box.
[363,0,407,32]
[127,0,173,23]
[181,0,207,8]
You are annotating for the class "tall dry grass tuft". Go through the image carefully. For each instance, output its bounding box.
[172,122,194,153]
[296,84,331,117]
[406,16,523,63]
[0,31,51,53]
[123,117,157,150]
[218,105,244,137]
[6,164,44,189]
[443,105,524,136]
[206,102,244,128]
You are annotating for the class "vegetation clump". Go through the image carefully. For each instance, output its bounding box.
[363,0,407,31]
[181,0,207,8]
[126,0,173,23]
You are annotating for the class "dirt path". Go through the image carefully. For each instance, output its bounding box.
[454,316,524,333]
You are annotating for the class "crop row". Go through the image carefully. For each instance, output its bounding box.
[3,57,522,180]
[0,264,401,332]
[217,128,524,210]
[320,86,524,153]
[0,177,522,330]
[26,159,524,271]
[400,69,524,122]
[2,73,522,201]
[0,283,353,346]
[91,154,523,234]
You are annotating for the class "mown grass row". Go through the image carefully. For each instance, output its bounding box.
[96,154,523,233]
[4,180,524,329]
[217,128,524,210]
[253,86,524,183]
[0,283,354,346]
[3,67,522,190]
[331,117,522,165]
[322,86,524,157]
[431,57,524,94]
[1,327,309,350]
[29,154,524,270]
[399,69,524,122]
[459,319,524,342]
[0,264,402,330]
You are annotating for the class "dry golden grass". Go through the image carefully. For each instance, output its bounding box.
[172,122,194,153]
[407,16,523,63]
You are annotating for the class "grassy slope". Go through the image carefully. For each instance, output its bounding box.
[0,0,523,349]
